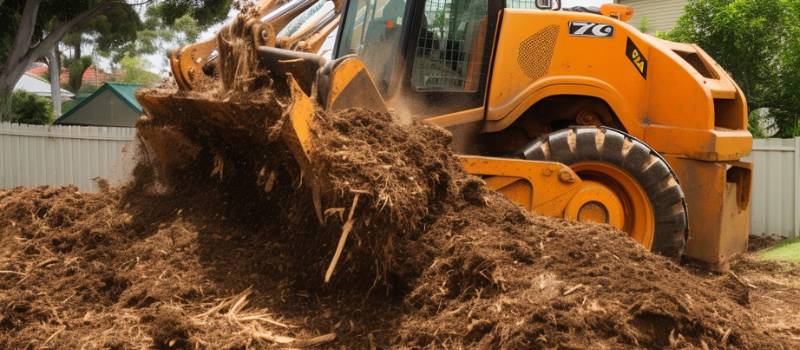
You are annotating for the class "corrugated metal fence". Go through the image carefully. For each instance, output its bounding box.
[749,137,800,238]
[0,122,137,192]
[0,122,798,237]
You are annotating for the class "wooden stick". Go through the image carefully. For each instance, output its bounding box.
[291,332,337,347]
[254,332,295,344]
[324,193,360,283]
[40,326,65,348]
[563,284,584,296]
[36,258,59,268]
[254,332,336,347]
[730,271,758,289]
[0,270,24,275]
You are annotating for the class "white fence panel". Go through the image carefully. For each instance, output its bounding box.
[0,122,137,192]
[748,137,800,238]
[1,122,799,237]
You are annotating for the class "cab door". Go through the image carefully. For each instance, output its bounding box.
[396,0,502,119]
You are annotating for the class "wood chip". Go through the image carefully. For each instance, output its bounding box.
[0,270,24,275]
[563,284,584,296]
[36,258,59,268]
[291,333,337,347]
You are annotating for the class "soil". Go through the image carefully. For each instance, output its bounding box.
[729,257,800,343]
[748,235,783,252]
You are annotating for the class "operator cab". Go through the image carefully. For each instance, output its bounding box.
[332,0,630,118]
[334,0,529,119]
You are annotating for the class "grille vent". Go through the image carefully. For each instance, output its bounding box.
[518,25,560,81]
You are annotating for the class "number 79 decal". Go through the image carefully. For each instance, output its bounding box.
[569,21,615,38]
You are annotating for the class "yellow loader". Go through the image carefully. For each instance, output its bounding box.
[138,0,753,269]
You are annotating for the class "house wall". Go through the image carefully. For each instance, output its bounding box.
[617,0,687,34]
[59,89,141,127]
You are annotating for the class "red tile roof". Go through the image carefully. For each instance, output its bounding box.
[26,63,119,89]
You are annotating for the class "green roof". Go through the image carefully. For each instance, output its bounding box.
[55,82,144,124]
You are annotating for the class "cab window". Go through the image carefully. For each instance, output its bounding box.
[410,0,489,93]
[336,0,408,93]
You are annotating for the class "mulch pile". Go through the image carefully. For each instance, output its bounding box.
[0,101,794,348]
[1,8,795,346]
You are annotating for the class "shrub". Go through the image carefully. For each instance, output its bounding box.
[9,91,54,125]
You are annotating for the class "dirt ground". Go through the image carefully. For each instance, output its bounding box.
[1,182,799,349]
[727,251,800,344]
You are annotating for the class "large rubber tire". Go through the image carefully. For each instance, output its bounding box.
[519,127,688,258]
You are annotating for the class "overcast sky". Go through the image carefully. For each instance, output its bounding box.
[140,0,612,75]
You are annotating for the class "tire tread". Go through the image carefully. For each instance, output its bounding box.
[520,127,688,258]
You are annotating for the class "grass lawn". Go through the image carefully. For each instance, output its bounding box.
[759,239,800,262]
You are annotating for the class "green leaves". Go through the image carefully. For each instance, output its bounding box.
[173,14,201,44]
[112,1,229,62]
[117,54,159,86]
[64,56,93,92]
[667,0,800,137]
[0,0,230,65]
[8,91,53,125]
[152,0,231,27]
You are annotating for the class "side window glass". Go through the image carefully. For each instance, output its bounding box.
[411,0,489,93]
[507,0,538,9]
[337,0,408,93]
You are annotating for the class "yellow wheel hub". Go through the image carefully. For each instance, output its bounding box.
[565,162,655,249]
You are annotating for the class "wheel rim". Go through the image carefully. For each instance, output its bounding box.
[567,162,655,249]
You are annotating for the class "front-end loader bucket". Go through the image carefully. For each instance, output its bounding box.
[136,39,390,222]
[135,0,386,207]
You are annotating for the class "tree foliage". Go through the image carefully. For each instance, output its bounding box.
[8,91,53,125]
[112,1,230,61]
[151,0,230,28]
[65,3,143,55]
[63,56,93,92]
[60,2,143,91]
[0,0,231,119]
[666,0,800,137]
[117,54,160,86]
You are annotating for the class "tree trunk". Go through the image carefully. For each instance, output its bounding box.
[0,0,41,120]
[49,49,62,118]
[72,43,83,92]
[73,42,81,61]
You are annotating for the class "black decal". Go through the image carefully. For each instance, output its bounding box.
[626,38,648,79]
[569,21,614,38]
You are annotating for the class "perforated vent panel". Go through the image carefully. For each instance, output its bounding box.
[517,25,560,81]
